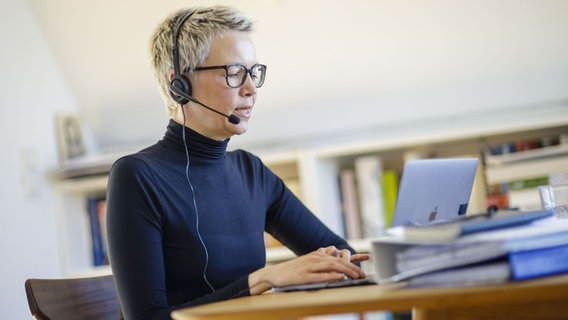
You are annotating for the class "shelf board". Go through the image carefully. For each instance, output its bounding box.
[485,143,568,166]
[55,175,108,194]
[314,105,568,159]
[71,265,112,278]
[485,155,568,184]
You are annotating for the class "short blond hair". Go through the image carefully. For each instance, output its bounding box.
[149,5,255,116]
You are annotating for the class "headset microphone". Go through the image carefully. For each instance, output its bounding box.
[170,86,241,125]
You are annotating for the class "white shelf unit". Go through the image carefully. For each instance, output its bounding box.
[52,175,109,276]
[52,119,568,276]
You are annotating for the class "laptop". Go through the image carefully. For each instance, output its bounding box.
[390,158,479,227]
[272,158,479,292]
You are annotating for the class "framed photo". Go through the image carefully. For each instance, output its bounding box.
[55,113,87,163]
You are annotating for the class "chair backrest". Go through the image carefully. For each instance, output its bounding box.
[25,274,120,320]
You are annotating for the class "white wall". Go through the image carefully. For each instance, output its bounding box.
[0,0,77,318]
[236,0,568,151]
[26,0,568,153]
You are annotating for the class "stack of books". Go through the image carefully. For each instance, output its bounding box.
[372,209,568,288]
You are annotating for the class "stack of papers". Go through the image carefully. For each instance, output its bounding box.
[372,210,568,288]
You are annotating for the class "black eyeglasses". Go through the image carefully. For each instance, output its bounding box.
[191,63,267,88]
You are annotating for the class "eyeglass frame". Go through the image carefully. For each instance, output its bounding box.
[187,63,267,88]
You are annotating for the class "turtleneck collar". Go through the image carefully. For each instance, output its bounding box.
[162,119,229,161]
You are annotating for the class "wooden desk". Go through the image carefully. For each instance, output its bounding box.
[172,274,568,320]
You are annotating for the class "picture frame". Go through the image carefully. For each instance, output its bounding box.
[55,113,87,163]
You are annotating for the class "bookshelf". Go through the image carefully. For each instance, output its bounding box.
[51,114,568,276]
[485,144,568,184]
[52,175,109,276]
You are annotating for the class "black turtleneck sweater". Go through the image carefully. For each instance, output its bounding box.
[106,120,352,320]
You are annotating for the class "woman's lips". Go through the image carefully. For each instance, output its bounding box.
[233,106,252,119]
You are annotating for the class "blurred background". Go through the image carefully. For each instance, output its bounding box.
[2,0,568,318]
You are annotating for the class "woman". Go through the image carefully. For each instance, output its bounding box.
[106,5,369,320]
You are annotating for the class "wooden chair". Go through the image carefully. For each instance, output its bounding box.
[24,274,120,320]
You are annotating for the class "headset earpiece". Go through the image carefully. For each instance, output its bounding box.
[170,73,192,104]
[169,10,195,105]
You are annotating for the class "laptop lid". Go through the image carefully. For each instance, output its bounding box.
[391,158,479,227]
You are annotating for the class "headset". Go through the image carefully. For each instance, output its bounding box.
[169,10,196,104]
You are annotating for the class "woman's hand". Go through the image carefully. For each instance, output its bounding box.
[248,246,370,295]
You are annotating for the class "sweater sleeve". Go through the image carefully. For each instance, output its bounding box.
[106,157,251,320]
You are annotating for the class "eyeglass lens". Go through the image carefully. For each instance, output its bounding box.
[226,64,266,88]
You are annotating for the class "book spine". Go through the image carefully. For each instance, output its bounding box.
[382,170,399,228]
[339,168,362,239]
[354,155,386,238]
[509,244,568,280]
[97,199,109,265]
[87,196,107,266]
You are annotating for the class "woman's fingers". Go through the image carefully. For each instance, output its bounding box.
[314,246,370,265]
[338,248,351,261]
[350,253,371,263]
[317,246,340,257]
[309,252,365,279]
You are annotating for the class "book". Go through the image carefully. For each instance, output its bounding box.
[372,218,568,284]
[381,170,399,228]
[506,176,549,210]
[509,177,549,190]
[403,235,568,288]
[395,241,506,274]
[405,261,511,288]
[386,209,554,242]
[508,187,542,211]
[509,243,568,280]
[97,199,108,264]
[87,196,108,266]
[339,168,362,239]
[354,155,386,237]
